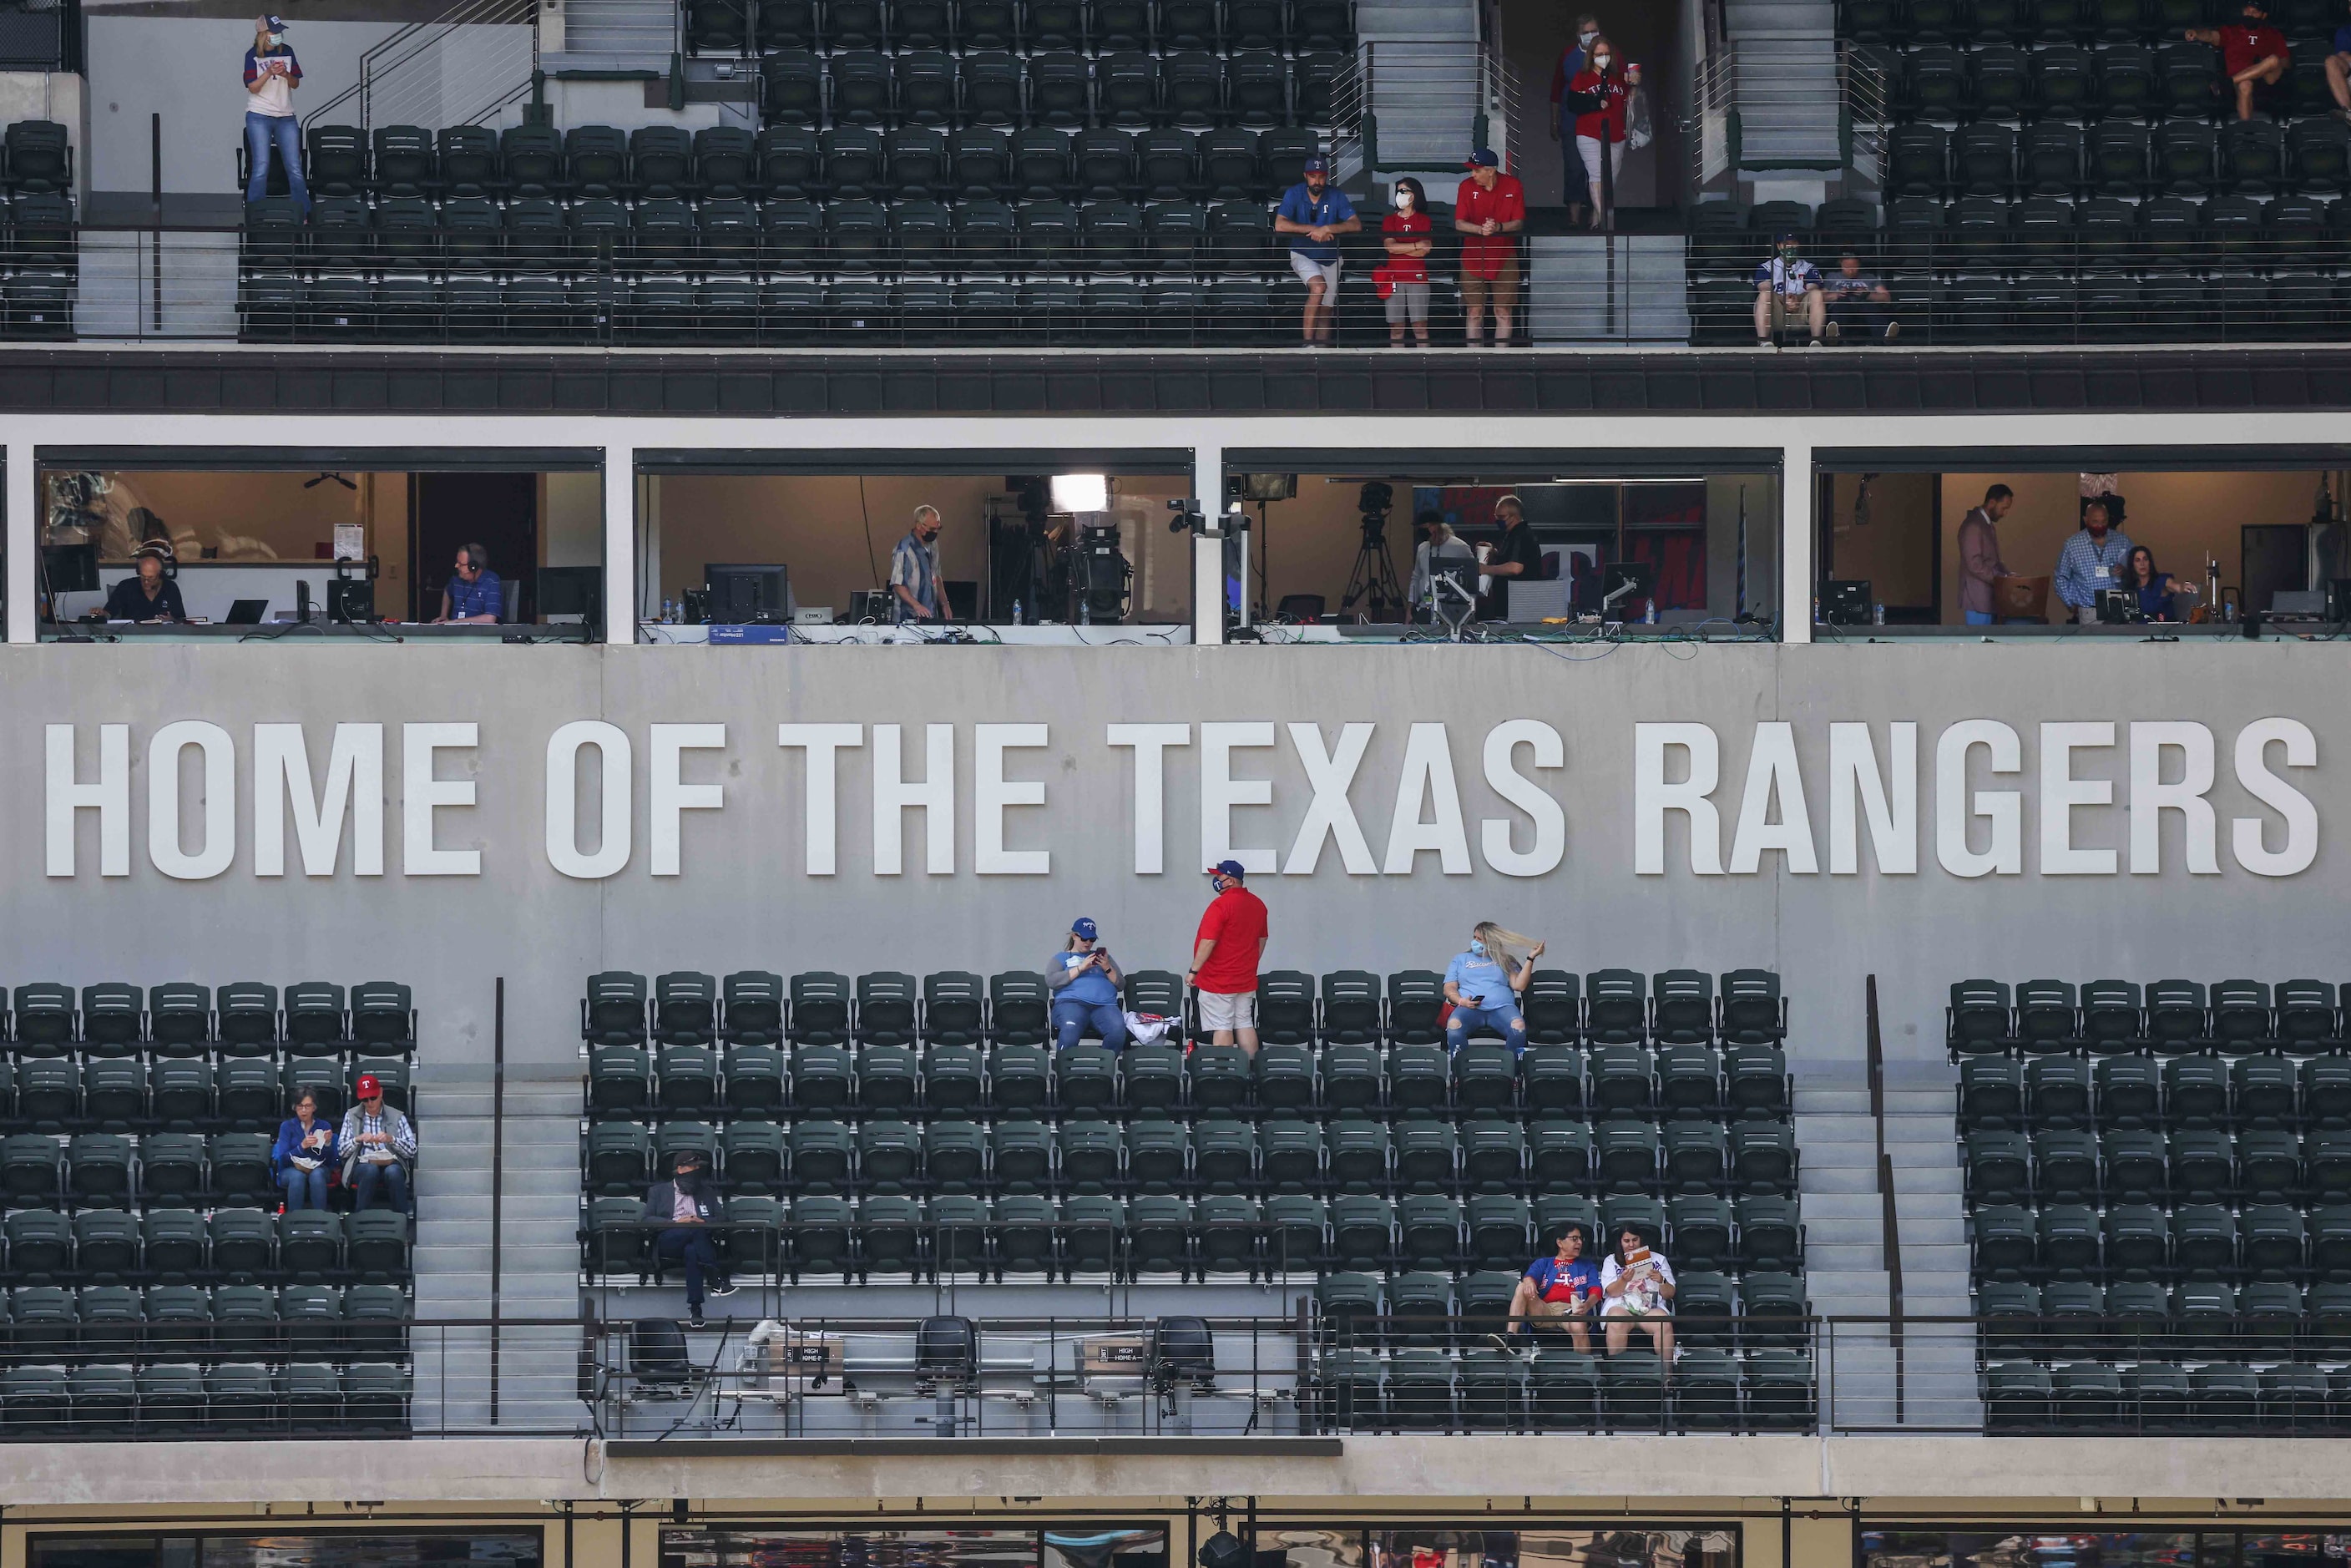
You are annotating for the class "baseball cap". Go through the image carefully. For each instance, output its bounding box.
[1208,858,1247,881]
[675,1147,707,1166]
[257,13,286,28]
[1774,231,1797,244]
[1072,916,1100,940]
[355,1073,382,1098]
[1464,147,1499,168]
[1302,155,1328,174]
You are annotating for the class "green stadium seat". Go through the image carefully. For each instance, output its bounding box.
[346,1210,409,1282]
[1327,1117,1391,1190]
[351,981,414,1050]
[1959,1057,2025,1131]
[2037,1203,2100,1282]
[139,1284,210,1353]
[1330,1194,1395,1272]
[918,1043,983,1115]
[1529,1346,1600,1429]
[1737,1196,1805,1273]
[1589,1045,1653,1118]
[278,1211,344,1282]
[588,1046,654,1117]
[1461,1119,1525,1192]
[207,1206,274,1282]
[857,1119,920,1192]
[1521,971,1581,1047]
[2161,1051,2228,1128]
[2232,1052,2298,1129]
[149,984,213,1055]
[1256,971,1316,1046]
[2015,980,2079,1049]
[2093,1055,2160,1129]
[2210,979,2273,1046]
[990,1192,1057,1276]
[1253,1043,1318,1112]
[654,1120,718,1176]
[1656,1044,1721,1119]
[5,1209,69,1282]
[1263,1192,1327,1275]
[787,1044,852,1116]
[1060,1192,1124,1274]
[1388,1044,1449,1115]
[1126,1193,1191,1275]
[1393,1122,1457,1192]
[2168,1129,2234,1202]
[343,1361,411,1432]
[1603,1348,1666,1431]
[1189,1044,1251,1111]
[1322,1043,1383,1112]
[67,1134,133,1207]
[2145,979,2208,1050]
[787,1120,852,1193]
[655,1045,719,1115]
[2190,1361,2260,1431]
[920,1119,984,1193]
[284,981,347,1050]
[150,1060,215,1130]
[1465,1193,1532,1270]
[1982,1360,2054,1429]
[1650,969,1714,1046]
[988,972,1050,1045]
[141,1211,205,1283]
[720,970,786,1046]
[2025,1056,2091,1128]
[1194,1119,1256,1194]
[1127,1118,1190,1193]
[788,1194,852,1278]
[855,1044,919,1115]
[989,1119,1050,1192]
[1520,1044,1584,1115]
[2102,1202,2167,1280]
[1387,1269,1455,1347]
[650,971,717,1047]
[582,973,647,1047]
[79,983,144,1054]
[1458,1346,1524,1430]
[1196,1193,1261,1274]
[2278,979,2342,1049]
[788,972,853,1045]
[2050,1362,2124,1430]
[1120,1045,1184,1113]
[343,1284,410,1356]
[11,983,75,1054]
[1948,980,2014,1054]
[1398,1194,1463,1271]
[80,1059,144,1130]
[278,1282,344,1355]
[1383,1345,1453,1429]
[1718,971,1785,1045]
[15,1060,77,1130]
[1451,1043,1518,1115]
[282,1362,343,1434]
[1459,1268,1520,1333]
[1319,1346,1383,1424]
[921,971,986,1047]
[1386,972,1446,1046]
[1664,1122,1729,1192]
[856,1192,923,1277]
[2239,1128,2303,1202]
[69,1363,136,1435]
[986,1044,1050,1115]
[1058,1120,1120,1193]
[855,971,919,1047]
[584,1121,651,1196]
[1528,1120,1592,1190]
[1318,970,1382,1044]
[209,1283,278,1357]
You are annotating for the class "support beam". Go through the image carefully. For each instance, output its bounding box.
[1191,443,1224,647]
[603,443,635,646]
[7,439,34,645]
[1781,440,1813,645]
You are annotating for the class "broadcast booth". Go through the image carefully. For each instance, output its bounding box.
[632,455,1199,641]
[32,451,607,640]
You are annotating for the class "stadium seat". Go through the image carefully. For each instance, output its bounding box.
[1949,981,2014,1053]
[148,984,212,1055]
[723,1045,785,1116]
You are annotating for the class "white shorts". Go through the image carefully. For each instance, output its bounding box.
[1289,251,1342,291]
[1575,134,1627,189]
[1197,989,1258,1031]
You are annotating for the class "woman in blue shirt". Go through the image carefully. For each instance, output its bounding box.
[1498,1219,1598,1352]
[1442,921,1545,1053]
[270,1090,338,1211]
[2124,545,2197,623]
[1049,916,1129,1051]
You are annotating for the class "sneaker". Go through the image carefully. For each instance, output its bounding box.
[2334,106,2351,124]
[1884,319,1900,341]
[1756,336,1777,351]
[710,1281,739,1298]
[1487,1332,1518,1354]
[1823,321,1841,343]
[689,1310,706,1328]
[1807,336,1824,347]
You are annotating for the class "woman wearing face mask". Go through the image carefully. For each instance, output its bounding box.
[1380,177,1433,346]
[1442,921,1545,1054]
[1550,15,1602,218]
[1564,38,1638,230]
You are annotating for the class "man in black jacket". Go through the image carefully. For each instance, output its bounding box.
[646,1149,736,1327]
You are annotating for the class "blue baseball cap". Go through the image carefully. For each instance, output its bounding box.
[1302,155,1328,174]
[258,13,286,28]
[1774,231,1798,243]
[1207,858,1247,881]
[1464,147,1499,168]
[1071,917,1099,940]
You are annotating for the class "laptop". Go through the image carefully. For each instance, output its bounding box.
[225,599,268,625]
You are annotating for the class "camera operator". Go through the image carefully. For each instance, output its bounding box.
[1049,917,1128,1052]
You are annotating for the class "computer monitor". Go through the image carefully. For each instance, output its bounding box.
[42,543,96,593]
[1600,560,1656,623]
[945,579,979,620]
[704,563,790,624]
[1822,578,1873,626]
[537,565,603,624]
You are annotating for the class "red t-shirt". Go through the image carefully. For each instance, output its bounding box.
[1454,173,1525,280]
[1382,209,1430,283]
[1193,885,1268,994]
[2219,23,2287,76]
[1567,69,1631,142]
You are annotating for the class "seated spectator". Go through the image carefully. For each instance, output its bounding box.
[1409,513,1478,615]
[271,1090,336,1211]
[1274,155,1360,347]
[1822,253,1898,344]
[434,542,502,624]
[242,15,308,215]
[1380,178,1434,347]
[646,1148,736,1328]
[1049,916,1128,1051]
[1600,1226,1676,1360]
[339,1073,417,1212]
[2326,5,2351,123]
[1752,234,1824,348]
[1442,922,1545,1053]
[2053,498,2135,622]
[2187,1,2288,121]
[103,544,188,623]
[2125,544,2200,622]
[1499,1218,1599,1353]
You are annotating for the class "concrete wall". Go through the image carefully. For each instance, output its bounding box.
[16,640,2347,1077]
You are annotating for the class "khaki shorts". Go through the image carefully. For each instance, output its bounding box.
[1197,989,1258,1031]
[1462,263,1521,310]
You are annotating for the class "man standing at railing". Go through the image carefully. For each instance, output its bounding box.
[1454,149,1526,348]
[243,15,309,215]
[1274,155,1359,347]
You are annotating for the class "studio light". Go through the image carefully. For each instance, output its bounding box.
[1051,473,1109,513]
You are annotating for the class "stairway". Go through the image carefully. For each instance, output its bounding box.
[544,0,677,73]
[410,1063,586,1435]
[1527,235,1689,343]
[1722,0,1842,173]
[1352,0,1485,192]
[1791,1063,1979,1431]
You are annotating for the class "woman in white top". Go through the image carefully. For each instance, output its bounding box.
[1598,1225,1676,1361]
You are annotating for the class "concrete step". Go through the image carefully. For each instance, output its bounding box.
[1807,1242,1886,1272]
[1801,1166,1882,1195]
[426,1167,582,1198]
[1800,1192,1885,1219]
[417,1243,580,1273]
[1893,1216,1965,1246]
[1890,1166,1964,1194]
[1803,1216,1885,1245]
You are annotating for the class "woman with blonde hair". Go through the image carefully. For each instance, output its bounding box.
[1442,920,1545,1054]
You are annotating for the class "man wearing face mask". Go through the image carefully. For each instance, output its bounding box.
[889,503,945,623]
[242,15,309,215]
[1549,14,1602,216]
[1752,232,1825,347]
[1454,149,1525,347]
[1274,155,1360,346]
[2187,0,2288,120]
[1380,177,1434,346]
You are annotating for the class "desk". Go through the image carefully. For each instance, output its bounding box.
[40,621,584,644]
[642,622,1194,646]
[62,562,374,625]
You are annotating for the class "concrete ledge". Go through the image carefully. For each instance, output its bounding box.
[603,1437,1345,1458]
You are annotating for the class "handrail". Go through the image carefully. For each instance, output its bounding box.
[305,0,538,136]
[1865,973,1905,1423]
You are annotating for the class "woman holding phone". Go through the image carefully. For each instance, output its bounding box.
[1600,1225,1676,1361]
[1049,916,1128,1051]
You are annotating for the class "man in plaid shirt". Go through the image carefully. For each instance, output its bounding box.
[339,1073,417,1212]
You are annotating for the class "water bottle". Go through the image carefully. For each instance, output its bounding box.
[1644,598,1657,625]
[661,598,675,624]
[1079,595,1091,625]
[1011,598,1023,626]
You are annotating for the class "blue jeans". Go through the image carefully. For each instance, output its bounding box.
[245,110,308,211]
[1965,609,1998,625]
[352,1160,408,1212]
[279,1166,327,1211]
[1054,999,1128,1051]
[655,1226,724,1311]
[1447,1000,1526,1052]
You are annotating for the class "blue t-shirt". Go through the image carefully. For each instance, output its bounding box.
[1277,182,1356,261]
[2334,23,2351,53]
[1444,949,1514,1009]
[447,569,503,620]
[1052,948,1120,1007]
[1524,1256,1601,1302]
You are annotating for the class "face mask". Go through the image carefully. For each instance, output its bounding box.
[1469,940,1486,957]
[1393,190,1413,209]
[1592,53,1610,68]
[1580,28,1598,43]
[266,32,282,45]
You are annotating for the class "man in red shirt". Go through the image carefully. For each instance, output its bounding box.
[1454,148,1526,349]
[2187,0,2288,119]
[1189,858,1270,1054]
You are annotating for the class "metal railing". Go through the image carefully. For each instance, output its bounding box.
[1341,41,1518,182]
[304,0,539,137]
[1688,42,1888,197]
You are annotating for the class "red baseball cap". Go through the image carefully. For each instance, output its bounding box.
[355,1073,383,1098]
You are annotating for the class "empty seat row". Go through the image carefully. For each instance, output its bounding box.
[1692,193,2351,262]
[0,1055,411,1131]
[1982,1357,2340,1431]
[1964,1128,2351,1205]
[754,48,1347,129]
[0,1359,409,1435]
[1,1282,409,1350]
[1952,979,2351,1053]
[583,1191,1808,1277]
[1884,119,2351,201]
[1315,1346,1813,1433]
[1,1206,409,1284]
[1959,1050,2351,1129]
[685,0,1354,54]
[1872,39,2340,124]
[587,1113,1801,1196]
[1843,0,2335,46]
[1979,1277,2351,1332]
[1974,1201,2351,1281]
[0,981,415,1054]
[3,1130,336,1208]
[586,1039,1792,1119]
